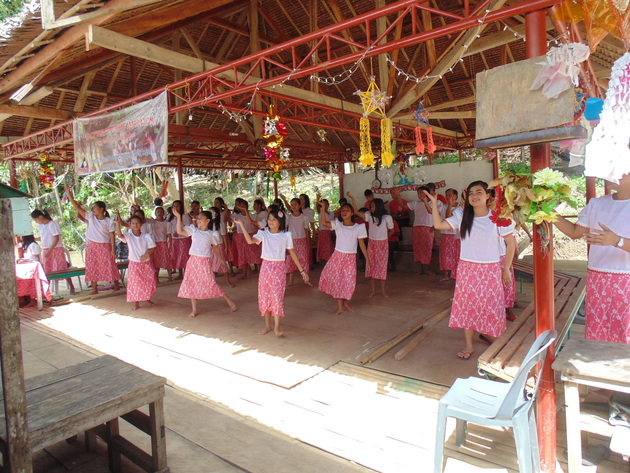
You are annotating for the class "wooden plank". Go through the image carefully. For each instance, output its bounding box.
[394,328,433,361]
[0,104,72,121]
[475,125,587,149]
[0,199,33,471]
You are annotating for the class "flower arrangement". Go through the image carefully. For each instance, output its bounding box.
[489,167,577,228]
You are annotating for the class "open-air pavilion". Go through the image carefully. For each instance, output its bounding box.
[1,0,629,472]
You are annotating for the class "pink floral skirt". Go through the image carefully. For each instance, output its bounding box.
[285,238,309,274]
[317,230,333,262]
[318,250,357,300]
[172,237,191,269]
[585,270,630,344]
[127,260,156,302]
[225,234,236,263]
[178,255,226,300]
[366,239,388,280]
[211,243,229,273]
[412,226,434,264]
[450,260,506,338]
[41,246,67,273]
[233,233,256,267]
[258,260,287,317]
[85,240,120,283]
[152,241,174,270]
[439,234,459,273]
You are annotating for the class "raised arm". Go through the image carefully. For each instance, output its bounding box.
[424,191,452,231]
[345,191,366,219]
[115,211,126,241]
[279,193,291,210]
[316,194,332,228]
[233,220,258,245]
[64,184,87,219]
[171,207,190,237]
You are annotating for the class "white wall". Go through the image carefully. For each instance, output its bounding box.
[343,160,494,205]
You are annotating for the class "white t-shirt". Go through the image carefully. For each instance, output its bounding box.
[254,229,294,261]
[121,231,156,262]
[499,220,516,256]
[150,219,172,242]
[255,211,268,230]
[302,208,315,224]
[219,209,230,236]
[452,206,464,239]
[318,211,334,231]
[86,211,115,243]
[232,213,256,234]
[24,242,41,260]
[577,194,630,274]
[171,214,192,239]
[287,213,310,239]
[331,219,367,253]
[409,200,442,227]
[440,205,458,235]
[38,220,63,249]
[140,221,152,235]
[446,209,513,263]
[184,225,220,258]
[364,212,394,240]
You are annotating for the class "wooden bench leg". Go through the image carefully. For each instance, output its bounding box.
[85,428,97,453]
[107,418,122,473]
[149,399,168,472]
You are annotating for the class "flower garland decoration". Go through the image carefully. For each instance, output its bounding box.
[262,106,290,180]
[354,77,392,167]
[38,153,55,192]
[413,101,436,155]
[489,168,577,228]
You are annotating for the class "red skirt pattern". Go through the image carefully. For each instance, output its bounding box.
[127,260,156,302]
[211,243,229,273]
[225,234,236,263]
[41,247,67,274]
[318,250,357,300]
[177,255,226,300]
[317,230,333,262]
[500,255,516,308]
[85,240,120,283]
[172,237,191,269]
[439,234,459,273]
[450,260,506,338]
[412,226,434,264]
[366,239,388,280]
[258,260,287,317]
[585,270,630,344]
[233,233,257,267]
[285,238,309,274]
[152,241,174,270]
[251,233,263,265]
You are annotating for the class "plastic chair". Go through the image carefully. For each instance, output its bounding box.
[434,330,557,473]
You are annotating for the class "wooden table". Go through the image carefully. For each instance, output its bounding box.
[0,355,168,472]
[553,338,630,473]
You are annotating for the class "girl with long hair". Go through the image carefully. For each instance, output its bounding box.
[285,197,312,287]
[168,200,192,279]
[315,199,334,263]
[149,206,174,282]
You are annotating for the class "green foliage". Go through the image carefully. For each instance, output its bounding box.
[0,0,29,21]
[499,160,530,175]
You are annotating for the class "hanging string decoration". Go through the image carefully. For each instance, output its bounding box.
[354,77,391,167]
[38,153,55,191]
[262,106,290,180]
[413,101,436,155]
[381,119,394,166]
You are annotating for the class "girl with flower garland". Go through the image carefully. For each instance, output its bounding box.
[173,207,236,318]
[554,172,630,344]
[235,209,308,336]
[346,192,394,298]
[427,181,516,360]
[317,195,370,316]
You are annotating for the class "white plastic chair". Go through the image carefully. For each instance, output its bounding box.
[434,329,557,473]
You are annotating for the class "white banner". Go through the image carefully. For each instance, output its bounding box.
[74,91,168,175]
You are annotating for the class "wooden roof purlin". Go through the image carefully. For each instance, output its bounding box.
[0,0,622,170]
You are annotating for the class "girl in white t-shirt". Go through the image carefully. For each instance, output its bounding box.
[148,206,174,282]
[554,172,630,343]
[317,197,371,316]
[214,197,235,274]
[208,207,234,289]
[31,209,76,294]
[65,184,120,294]
[21,235,41,261]
[427,181,515,360]
[232,198,258,279]
[285,198,313,287]
[169,200,192,280]
[300,193,316,266]
[242,198,268,268]
[438,189,460,282]
[115,214,156,310]
[235,209,308,336]
[316,199,334,263]
[173,207,236,318]
[347,193,394,298]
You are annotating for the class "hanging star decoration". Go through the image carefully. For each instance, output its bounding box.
[38,152,55,192]
[413,101,436,155]
[262,106,290,179]
[354,77,393,167]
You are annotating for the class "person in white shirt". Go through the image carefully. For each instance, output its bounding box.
[438,189,461,283]
[427,181,515,360]
[347,193,394,298]
[168,200,192,280]
[316,199,335,263]
[235,209,308,336]
[554,171,630,344]
[172,207,236,318]
[31,209,75,294]
[65,185,120,294]
[232,198,258,279]
[21,235,41,261]
[241,198,267,268]
[115,214,156,310]
[148,206,174,282]
[283,197,313,287]
[317,197,371,316]
[208,207,234,289]
[214,197,235,275]
[300,193,316,266]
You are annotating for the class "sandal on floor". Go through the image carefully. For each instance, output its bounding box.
[457,351,474,360]
[479,334,492,344]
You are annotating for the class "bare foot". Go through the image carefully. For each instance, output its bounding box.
[331,309,343,316]
[427,270,437,276]
[237,273,248,280]
[69,288,76,295]
[368,291,376,298]
[343,301,354,312]
[132,302,140,311]
[259,327,272,335]
[175,274,184,280]
[275,331,285,337]
[147,300,155,306]
[188,311,199,318]
[90,289,98,295]
[382,292,390,298]
[227,300,237,312]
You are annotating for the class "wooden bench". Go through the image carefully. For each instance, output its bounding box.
[0,355,168,472]
[477,261,586,382]
[47,260,129,282]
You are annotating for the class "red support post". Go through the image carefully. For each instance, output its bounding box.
[527,9,557,473]
[586,176,596,203]
[492,150,499,180]
[9,159,18,188]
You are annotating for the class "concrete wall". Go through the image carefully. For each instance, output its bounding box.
[342,160,494,205]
